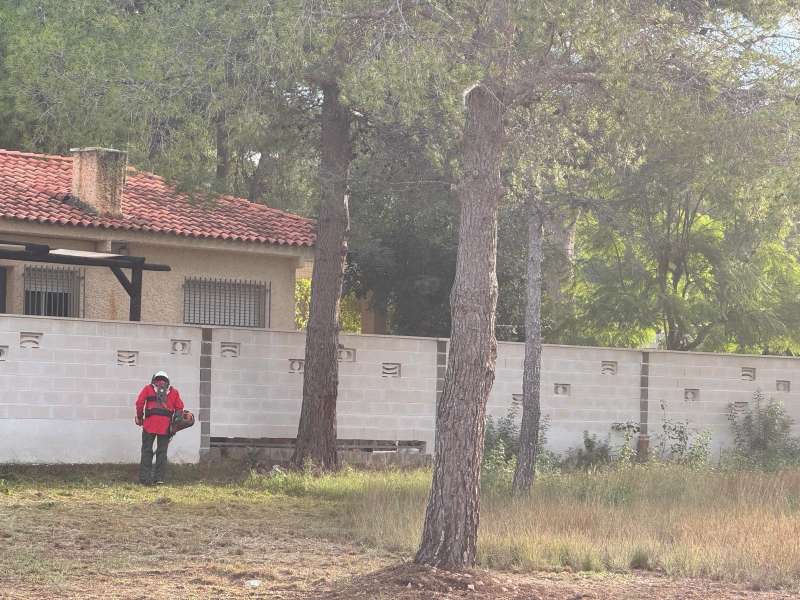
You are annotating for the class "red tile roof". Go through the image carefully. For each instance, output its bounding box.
[0,149,315,247]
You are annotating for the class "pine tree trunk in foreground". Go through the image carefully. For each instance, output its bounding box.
[291,83,351,471]
[511,199,544,496]
[415,83,504,568]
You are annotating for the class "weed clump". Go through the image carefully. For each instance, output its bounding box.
[629,547,653,570]
[726,390,800,469]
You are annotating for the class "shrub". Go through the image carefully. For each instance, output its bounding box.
[561,432,613,470]
[656,405,712,468]
[726,390,800,469]
[611,421,640,467]
[629,547,653,570]
[481,438,516,490]
[482,401,560,489]
[483,401,556,471]
[484,400,521,462]
[683,430,712,469]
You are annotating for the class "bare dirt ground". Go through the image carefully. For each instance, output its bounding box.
[318,564,800,600]
[1,467,796,599]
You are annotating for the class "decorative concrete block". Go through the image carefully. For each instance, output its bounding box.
[554,383,571,396]
[220,342,240,358]
[601,360,618,375]
[20,332,42,349]
[116,350,138,367]
[381,362,402,377]
[684,388,700,401]
[741,367,756,381]
[337,347,356,362]
[171,339,191,355]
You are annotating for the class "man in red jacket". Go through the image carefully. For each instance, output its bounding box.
[135,371,184,485]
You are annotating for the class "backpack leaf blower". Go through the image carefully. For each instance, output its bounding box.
[170,410,195,437]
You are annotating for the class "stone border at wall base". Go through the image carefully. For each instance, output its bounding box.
[203,446,432,470]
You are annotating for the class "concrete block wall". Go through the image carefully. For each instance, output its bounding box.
[2,313,799,464]
[210,328,304,440]
[337,333,438,449]
[0,315,201,463]
[211,330,438,451]
[491,345,800,455]
[491,344,643,453]
[647,351,800,455]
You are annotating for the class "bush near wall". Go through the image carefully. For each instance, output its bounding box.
[295,278,361,332]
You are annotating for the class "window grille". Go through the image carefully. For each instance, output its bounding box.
[23,265,85,318]
[183,277,270,328]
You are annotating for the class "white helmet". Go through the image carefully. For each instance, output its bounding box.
[151,371,170,386]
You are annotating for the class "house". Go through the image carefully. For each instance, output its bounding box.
[0,147,314,329]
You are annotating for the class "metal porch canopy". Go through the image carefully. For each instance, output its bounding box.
[0,239,170,321]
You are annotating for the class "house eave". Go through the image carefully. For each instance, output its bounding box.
[0,216,314,263]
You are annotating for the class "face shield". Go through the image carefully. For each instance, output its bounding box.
[153,378,169,402]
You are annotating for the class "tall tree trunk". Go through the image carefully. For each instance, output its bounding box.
[512,197,544,496]
[215,110,230,189]
[542,206,580,303]
[291,82,351,471]
[215,60,233,191]
[415,83,504,568]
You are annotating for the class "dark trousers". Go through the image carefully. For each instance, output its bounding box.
[140,431,170,483]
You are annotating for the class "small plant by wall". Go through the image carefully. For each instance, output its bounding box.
[656,403,711,468]
[484,398,522,461]
[482,402,558,488]
[561,433,613,470]
[726,390,800,469]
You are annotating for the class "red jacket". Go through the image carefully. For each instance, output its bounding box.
[136,384,184,436]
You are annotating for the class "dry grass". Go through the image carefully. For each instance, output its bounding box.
[2,463,800,596]
[333,465,800,590]
[0,464,392,599]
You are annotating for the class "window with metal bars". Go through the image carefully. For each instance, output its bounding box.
[23,265,85,318]
[183,277,270,328]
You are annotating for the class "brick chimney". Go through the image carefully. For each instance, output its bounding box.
[70,147,127,217]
